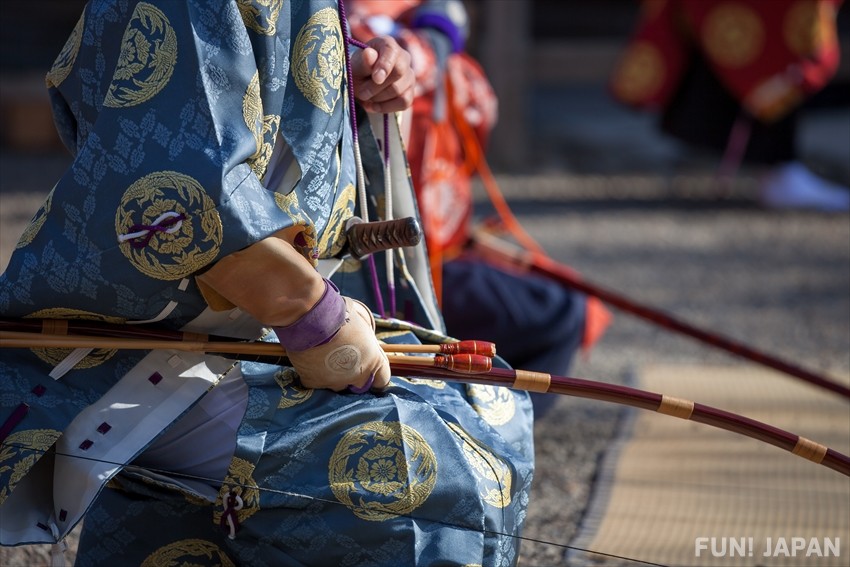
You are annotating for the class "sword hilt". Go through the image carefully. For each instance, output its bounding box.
[344,216,422,260]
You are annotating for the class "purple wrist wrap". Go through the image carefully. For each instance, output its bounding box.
[273,279,346,352]
[412,12,465,53]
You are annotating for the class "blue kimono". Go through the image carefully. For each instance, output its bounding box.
[0,1,534,565]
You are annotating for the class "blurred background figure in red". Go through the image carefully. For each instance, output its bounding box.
[347,0,610,417]
[610,0,850,211]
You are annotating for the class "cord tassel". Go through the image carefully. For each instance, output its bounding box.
[49,522,67,567]
[220,491,244,540]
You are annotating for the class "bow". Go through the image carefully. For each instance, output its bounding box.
[2,321,847,478]
[471,230,850,401]
[443,71,850,402]
[2,324,846,567]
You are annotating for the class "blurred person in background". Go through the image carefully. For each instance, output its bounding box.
[611,0,850,211]
[347,0,611,417]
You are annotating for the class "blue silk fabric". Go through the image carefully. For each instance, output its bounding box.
[0,1,534,565]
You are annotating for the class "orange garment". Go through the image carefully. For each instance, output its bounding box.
[347,0,496,264]
[611,0,843,122]
[348,0,610,353]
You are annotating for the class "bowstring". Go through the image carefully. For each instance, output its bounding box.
[325,13,658,562]
[1,440,669,566]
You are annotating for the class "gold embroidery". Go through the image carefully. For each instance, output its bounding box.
[46,12,85,88]
[317,181,355,258]
[701,2,764,68]
[215,457,261,526]
[292,7,343,114]
[273,191,318,266]
[236,0,283,36]
[253,115,279,180]
[610,41,665,104]
[394,376,447,390]
[448,423,512,509]
[116,171,222,280]
[141,539,235,567]
[329,421,437,521]
[784,0,837,57]
[16,186,55,250]
[103,2,177,108]
[244,72,263,153]
[0,429,62,505]
[242,72,280,180]
[275,367,314,408]
[467,384,516,426]
[24,309,124,369]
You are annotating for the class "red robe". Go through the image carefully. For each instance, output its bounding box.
[611,0,843,122]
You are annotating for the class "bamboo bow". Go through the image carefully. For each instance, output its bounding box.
[1,319,847,477]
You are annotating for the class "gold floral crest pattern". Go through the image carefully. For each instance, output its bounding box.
[141,538,235,567]
[274,191,319,265]
[215,457,261,526]
[448,423,512,509]
[467,384,516,426]
[317,180,355,258]
[243,72,281,181]
[46,12,85,89]
[115,171,222,281]
[329,421,437,521]
[275,367,314,408]
[236,0,283,36]
[701,2,764,68]
[292,7,343,114]
[24,308,124,370]
[16,186,55,250]
[104,2,177,108]
[783,0,837,57]
[610,41,665,104]
[0,429,62,505]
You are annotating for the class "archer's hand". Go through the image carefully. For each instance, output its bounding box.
[283,296,391,392]
[351,36,415,113]
[196,235,390,393]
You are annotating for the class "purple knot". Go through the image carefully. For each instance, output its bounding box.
[220,491,244,539]
[120,212,186,249]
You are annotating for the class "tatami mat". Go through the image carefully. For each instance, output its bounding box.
[568,365,850,567]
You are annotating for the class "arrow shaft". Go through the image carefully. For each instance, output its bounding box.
[3,329,846,476]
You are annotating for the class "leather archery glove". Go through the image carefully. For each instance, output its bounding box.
[195,233,389,393]
[274,280,391,392]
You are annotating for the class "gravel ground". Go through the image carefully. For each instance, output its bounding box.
[1,153,849,566]
[490,173,850,565]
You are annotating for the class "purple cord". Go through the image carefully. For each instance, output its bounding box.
[366,253,385,316]
[348,372,375,394]
[0,403,28,443]
[383,113,389,162]
[338,0,386,316]
[348,36,369,50]
[338,0,360,150]
[126,213,186,249]
[383,115,397,316]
